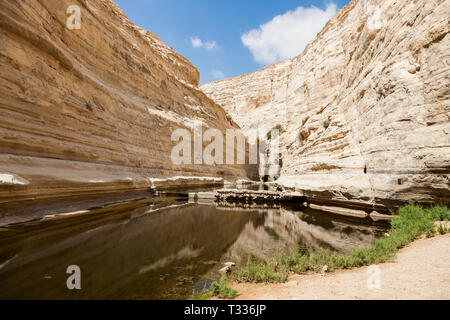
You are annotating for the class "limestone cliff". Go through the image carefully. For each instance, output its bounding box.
[0,0,256,204]
[201,0,450,209]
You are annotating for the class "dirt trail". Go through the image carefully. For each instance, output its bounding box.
[234,235,450,300]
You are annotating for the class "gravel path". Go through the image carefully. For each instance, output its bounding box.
[234,234,450,300]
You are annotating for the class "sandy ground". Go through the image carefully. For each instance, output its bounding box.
[234,234,450,300]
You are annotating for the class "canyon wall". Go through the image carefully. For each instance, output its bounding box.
[201,0,450,209]
[0,0,256,205]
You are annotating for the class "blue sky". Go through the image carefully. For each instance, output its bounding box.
[114,0,350,84]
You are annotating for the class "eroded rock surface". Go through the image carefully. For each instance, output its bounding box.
[201,0,450,209]
[0,0,256,205]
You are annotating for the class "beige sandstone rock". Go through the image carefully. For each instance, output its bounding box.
[218,266,232,274]
[0,0,257,206]
[309,203,369,219]
[202,0,450,210]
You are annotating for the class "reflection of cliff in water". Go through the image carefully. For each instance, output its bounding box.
[0,199,387,300]
[207,207,386,280]
[0,202,254,299]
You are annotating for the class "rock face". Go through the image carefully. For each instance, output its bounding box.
[0,0,256,205]
[201,0,450,209]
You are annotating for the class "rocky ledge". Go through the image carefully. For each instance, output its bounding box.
[216,189,305,204]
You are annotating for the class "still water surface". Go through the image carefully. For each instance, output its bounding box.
[0,196,387,299]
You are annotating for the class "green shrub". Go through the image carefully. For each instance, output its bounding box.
[189,275,237,300]
[233,257,289,283]
[232,204,449,283]
[437,221,449,235]
[210,276,238,299]
[323,120,330,129]
[274,124,284,132]
[266,124,285,140]
[189,289,212,300]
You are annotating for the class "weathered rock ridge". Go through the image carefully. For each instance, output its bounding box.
[201,0,450,209]
[0,0,256,206]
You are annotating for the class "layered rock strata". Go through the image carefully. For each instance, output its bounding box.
[0,0,257,206]
[201,0,450,209]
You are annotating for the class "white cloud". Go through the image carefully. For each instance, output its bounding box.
[190,37,217,50]
[190,37,203,48]
[212,70,225,80]
[204,41,217,50]
[242,3,338,64]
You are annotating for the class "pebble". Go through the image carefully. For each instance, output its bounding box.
[219,266,232,274]
[224,262,236,267]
